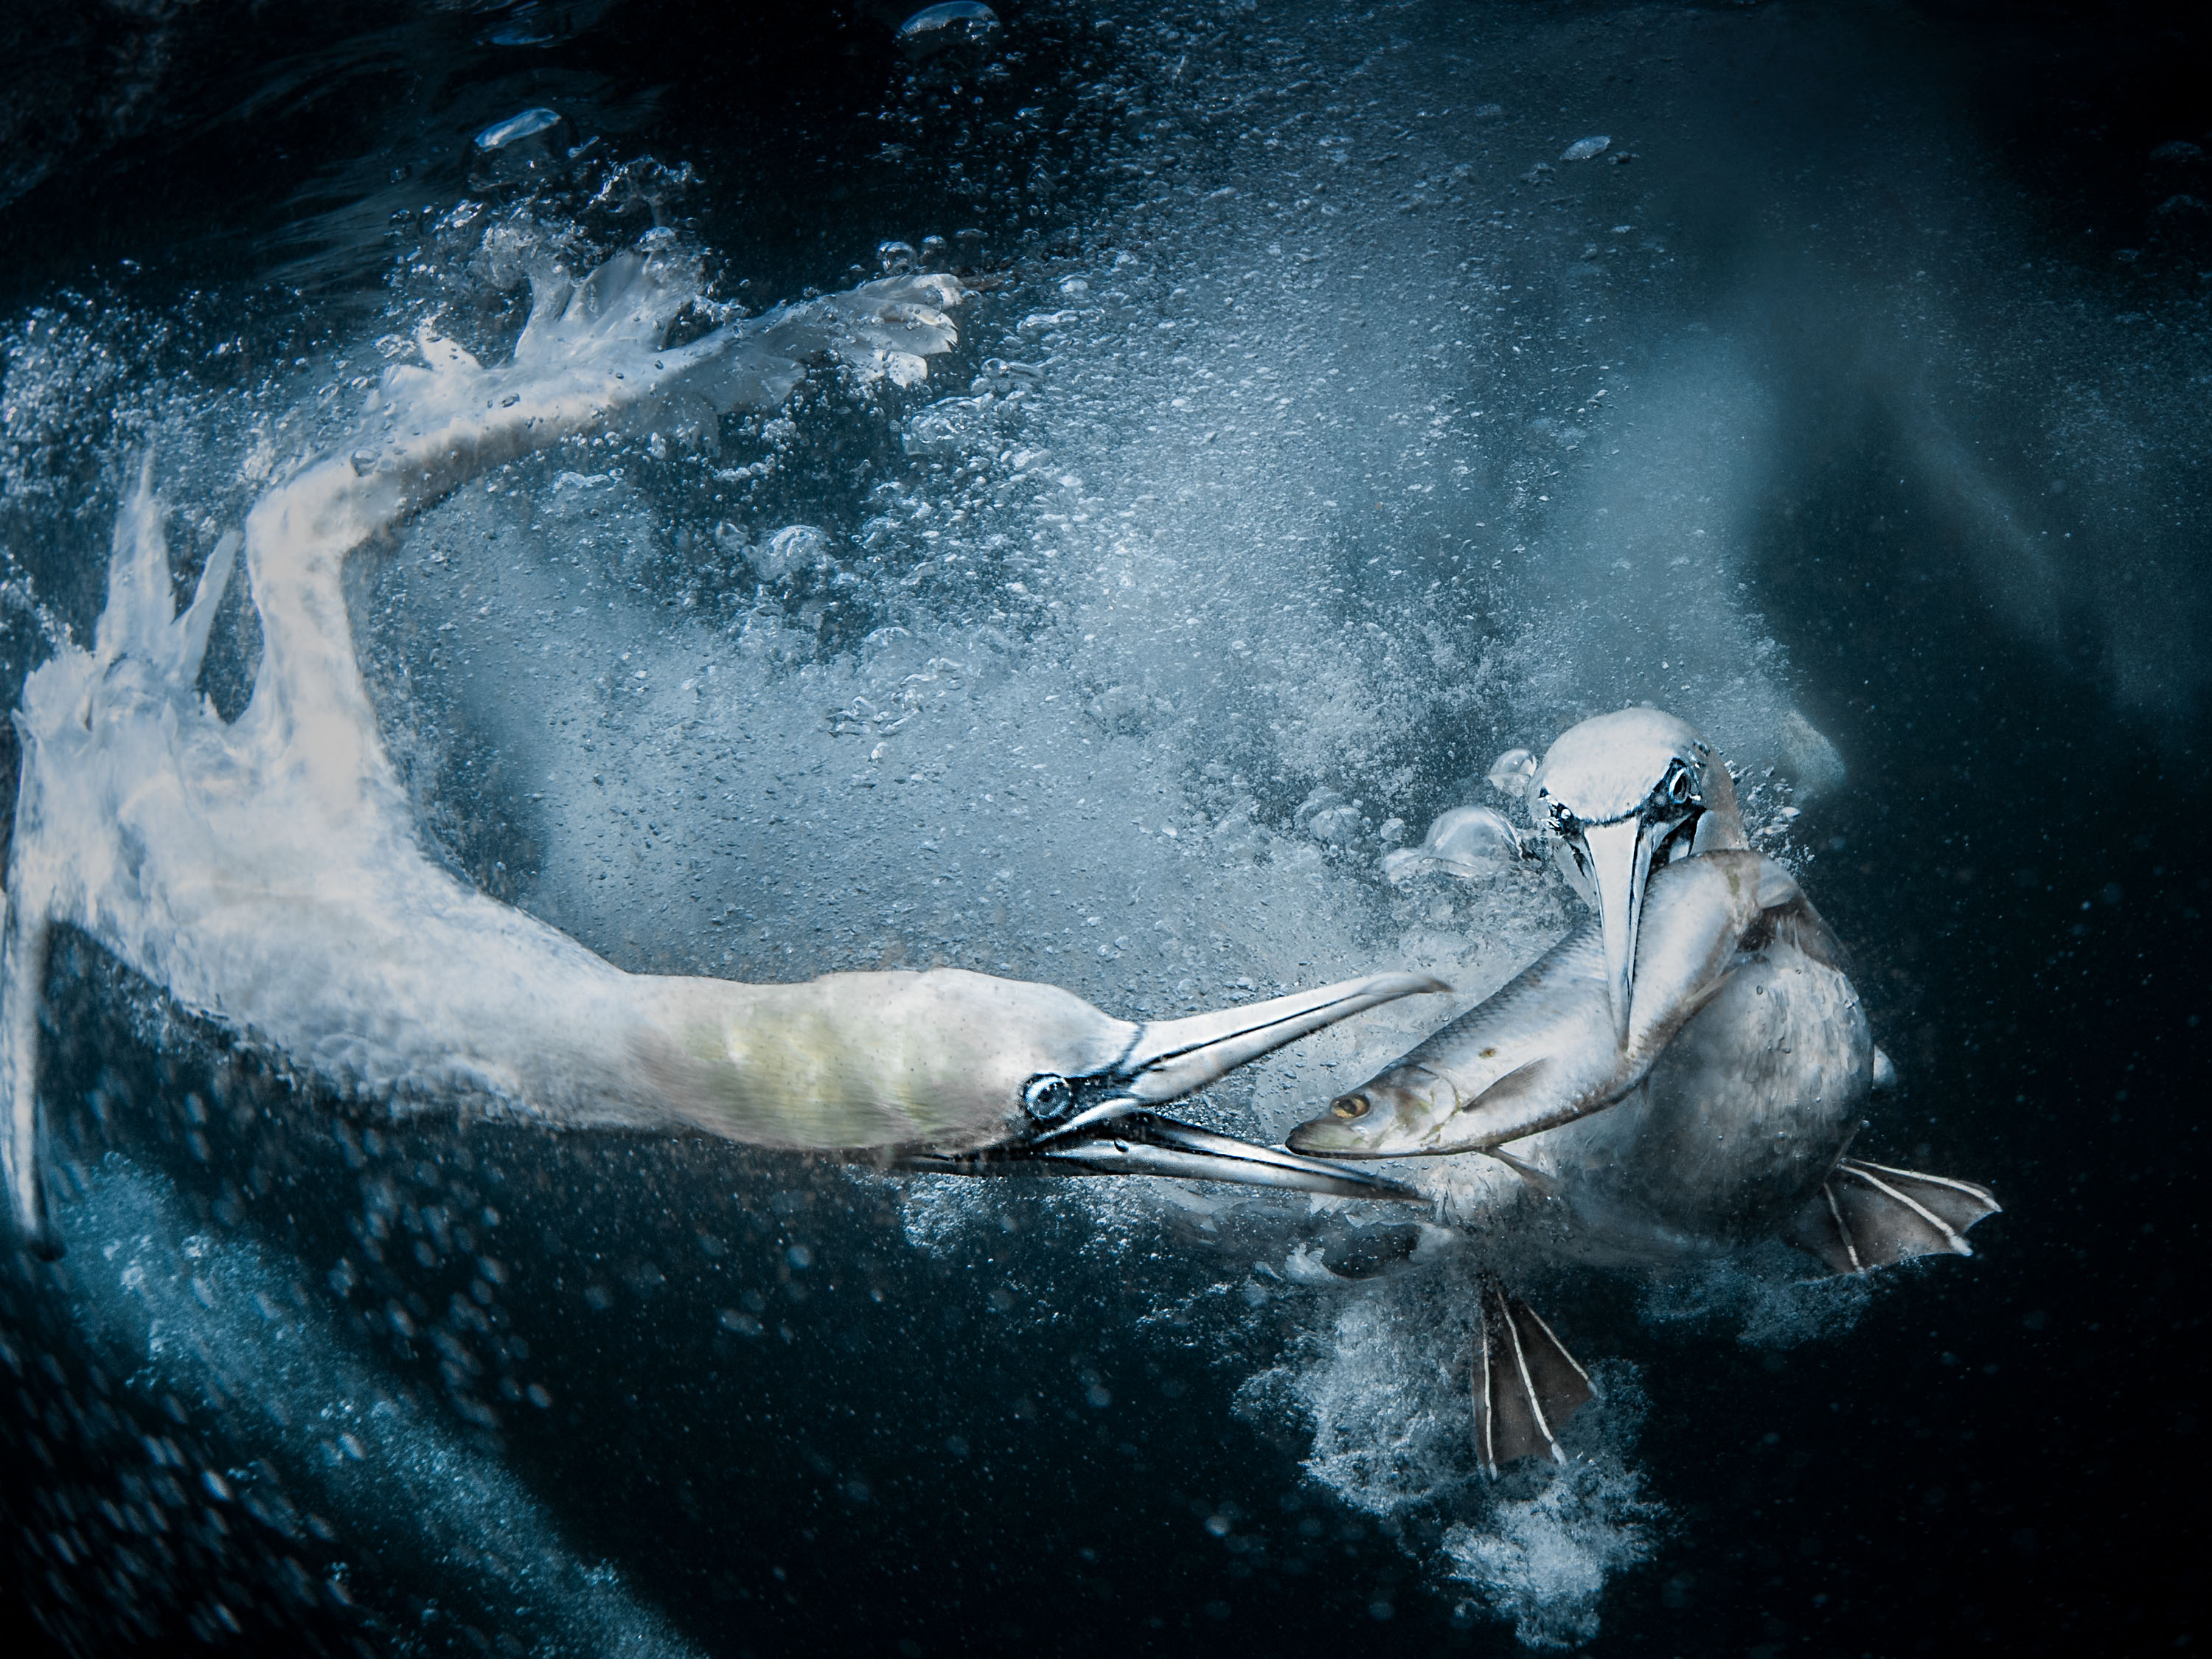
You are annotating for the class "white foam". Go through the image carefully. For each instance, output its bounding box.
[1440,1388,1658,1650]
[1232,1246,1659,1647]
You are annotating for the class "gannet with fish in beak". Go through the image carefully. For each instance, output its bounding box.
[1,243,1436,1260]
[1290,708,1998,1474]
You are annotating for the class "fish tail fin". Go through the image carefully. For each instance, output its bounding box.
[1784,1157,2000,1276]
[1473,1273,1595,1478]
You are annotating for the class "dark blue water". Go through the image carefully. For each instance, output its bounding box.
[1,3,2204,1654]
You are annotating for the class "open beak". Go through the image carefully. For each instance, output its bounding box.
[1575,818,1655,1046]
[897,1112,1424,1200]
[895,971,1445,1200]
[1110,971,1449,1109]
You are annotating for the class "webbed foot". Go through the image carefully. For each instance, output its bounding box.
[1473,1273,1595,1478]
[1784,1157,2000,1276]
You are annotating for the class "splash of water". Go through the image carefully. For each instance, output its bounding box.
[1439,1409,1659,1652]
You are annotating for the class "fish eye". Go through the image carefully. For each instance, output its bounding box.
[1331,1093,1371,1120]
[1023,1074,1077,1122]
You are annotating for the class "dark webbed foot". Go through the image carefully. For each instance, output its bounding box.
[1784,1158,2000,1276]
[1473,1274,1596,1478]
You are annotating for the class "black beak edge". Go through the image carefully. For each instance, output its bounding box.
[892,1113,1423,1203]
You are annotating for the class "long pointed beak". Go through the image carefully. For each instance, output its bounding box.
[1115,971,1450,1106]
[885,971,1446,1200]
[1577,818,1655,1046]
[895,1113,1423,1200]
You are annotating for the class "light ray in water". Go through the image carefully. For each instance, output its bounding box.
[59,1154,700,1659]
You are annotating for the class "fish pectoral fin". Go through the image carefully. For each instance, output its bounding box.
[1481,1144,1561,1198]
[1451,1057,1574,1146]
[1783,1158,2001,1277]
[1472,1275,1596,1479]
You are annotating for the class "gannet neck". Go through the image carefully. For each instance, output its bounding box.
[627,969,1121,1153]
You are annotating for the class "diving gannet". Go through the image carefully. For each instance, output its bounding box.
[1,245,1437,1259]
[1289,708,1999,1473]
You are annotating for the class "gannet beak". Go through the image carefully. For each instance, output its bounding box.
[1110,971,1450,1109]
[899,1111,1425,1200]
[896,971,1445,1199]
[1577,817,1655,1046]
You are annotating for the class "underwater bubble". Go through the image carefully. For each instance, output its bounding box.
[475,108,564,151]
[1778,710,1846,800]
[469,107,569,189]
[896,1,999,61]
[1638,1248,1874,1349]
[896,2,999,43]
[1383,806,1528,883]
[976,357,1045,383]
[1441,1446,1658,1649]
[1307,804,1361,846]
[1486,748,1537,798]
[903,394,996,457]
[755,525,834,581]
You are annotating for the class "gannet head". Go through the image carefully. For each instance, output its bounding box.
[900,970,1449,1198]
[1528,708,1743,1043]
[647,967,1446,1200]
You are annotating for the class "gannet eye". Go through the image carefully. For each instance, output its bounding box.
[1331,1093,1371,1120]
[1661,762,1697,807]
[1022,1074,1077,1123]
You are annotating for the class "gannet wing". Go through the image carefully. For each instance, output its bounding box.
[85,457,241,699]
[658,272,966,411]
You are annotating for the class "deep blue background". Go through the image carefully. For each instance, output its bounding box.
[1,3,2205,1655]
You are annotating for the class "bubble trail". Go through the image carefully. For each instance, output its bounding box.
[60,1155,702,1659]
